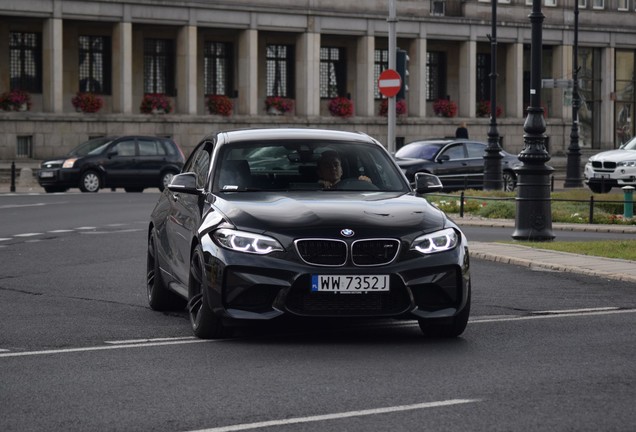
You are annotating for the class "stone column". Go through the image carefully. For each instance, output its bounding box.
[237,28,258,116]
[177,25,197,115]
[355,34,374,117]
[410,31,427,117]
[112,21,133,114]
[458,38,476,118]
[43,18,63,113]
[296,28,320,116]
[506,41,524,118]
[552,44,568,119]
[600,45,615,149]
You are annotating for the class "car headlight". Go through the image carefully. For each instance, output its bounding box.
[62,158,78,168]
[411,228,459,254]
[617,160,636,167]
[213,228,283,255]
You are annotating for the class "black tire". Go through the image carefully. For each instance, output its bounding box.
[418,291,471,338]
[588,183,612,194]
[125,187,144,193]
[187,244,231,339]
[146,229,186,311]
[79,170,101,193]
[159,171,177,192]
[502,170,517,192]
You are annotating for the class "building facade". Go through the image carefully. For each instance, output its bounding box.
[0,0,635,160]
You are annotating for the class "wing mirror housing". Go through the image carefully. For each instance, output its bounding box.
[167,172,201,195]
[414,172,444,194]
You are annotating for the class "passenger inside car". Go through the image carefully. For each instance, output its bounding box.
[316,150,371,189]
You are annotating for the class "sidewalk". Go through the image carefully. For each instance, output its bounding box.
[452,215,636,284]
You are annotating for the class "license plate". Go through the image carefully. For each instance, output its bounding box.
[311,275,390,292]
[39,171,54,178]
[593,173,610,178]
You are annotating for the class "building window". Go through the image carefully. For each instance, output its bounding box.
[16,136,33,159]
[78,35,111,94]
[579,0,587,7]
[320,47,346,99]
[579,47,603,149]
[545,0,557,6]
[617,0,628,10]
[476,53,491,103]
[204,41,233,96]
[9,32,42,93]
[592,0,604,8]
[374,49,389,99]
[426,51,447,101]
[266,44,294,97]
[143,38,175,95]
[431,0,445,16]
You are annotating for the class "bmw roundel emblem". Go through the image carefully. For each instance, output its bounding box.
[340,228,355,238]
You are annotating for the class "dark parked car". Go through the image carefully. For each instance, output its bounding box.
[395,139,521,191]
[147,128,471,339]
[38,135,185,193]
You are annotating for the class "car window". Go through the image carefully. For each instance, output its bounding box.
[189,147,211,188]
[71,137,113,156]
[160,139,177,155]
[395,142,444,160]
[138,139,166,156]
[215,140,407,192]
[112,140,136,156]
[440,144,465,160]
[465,142,486,158]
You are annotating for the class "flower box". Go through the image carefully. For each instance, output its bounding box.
[432,99,458,118]
[379,99,407,117]
[264,96,293,114]
[0,89,32,112]
[476,100,503,118]
[207,94,233,116]
[328,97,354,118]
[71,92,104,113]
[140,93,173,114]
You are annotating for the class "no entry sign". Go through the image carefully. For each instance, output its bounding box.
[378,69,402,98]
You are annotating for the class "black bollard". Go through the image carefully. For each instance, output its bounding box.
[10,161,16,192]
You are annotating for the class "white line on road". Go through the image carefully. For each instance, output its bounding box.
[104,336,197,344]
[13,232,43,237]
[0,203,46,209]
[48,229,75,233]
[185,399,481,432]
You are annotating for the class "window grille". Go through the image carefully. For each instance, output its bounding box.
[373,49,389,99]
[266,44,294,97]
[204,41,233,95]
[78,35,111,94]
[476,53,491,102]
[9,32,42,92]
[320,47,346,99]
[16,136,33,159]
[426,51,447,101]
[143,39,175,95]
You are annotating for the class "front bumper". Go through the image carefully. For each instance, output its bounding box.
[199,235,470,323]
[37,168,81,188]
[584,164,636,187]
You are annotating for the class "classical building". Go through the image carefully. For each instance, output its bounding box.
[0,0,634,160]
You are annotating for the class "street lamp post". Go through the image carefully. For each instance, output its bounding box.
[512,0,555,241]
[483,0,503,190]
[564,0,583,187]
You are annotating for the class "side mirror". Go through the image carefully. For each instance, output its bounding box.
[437,155,450,163]
[167,172,202,195]
[107,150,118,158]
[414,172,443,194]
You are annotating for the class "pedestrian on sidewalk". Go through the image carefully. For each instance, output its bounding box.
[455,121,469,139]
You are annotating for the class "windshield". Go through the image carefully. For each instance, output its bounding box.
[395,142,444,160]
[69,137,114,156]
[213,140,409,193]
[619,136,636,151]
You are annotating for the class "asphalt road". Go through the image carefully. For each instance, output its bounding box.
[1,191,636,432]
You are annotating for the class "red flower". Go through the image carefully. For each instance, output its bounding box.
[379,99,407,116]
[207,95,233,116]
[0,89,32,111]
[265,96,294,113]
[140,93,173,114]
[433,99,457,117]
[71,92,104,113]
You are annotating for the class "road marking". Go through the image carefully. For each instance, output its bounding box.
[75,226,97,230]
[48,229,75,233]
[185,399,481,432]
[0,238,11,242]
[0,203,46,209]
[2,308,634,359]
[14,233,43,237]
[0,338,214,358]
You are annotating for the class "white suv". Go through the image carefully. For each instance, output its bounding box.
[584,136,636,193]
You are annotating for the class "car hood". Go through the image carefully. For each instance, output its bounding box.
[210,191,448,238]
[588,149,636,162]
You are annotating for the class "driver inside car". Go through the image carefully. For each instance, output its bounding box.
[316,150,371,189]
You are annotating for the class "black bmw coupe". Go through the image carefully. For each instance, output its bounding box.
[147,128,471,339]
